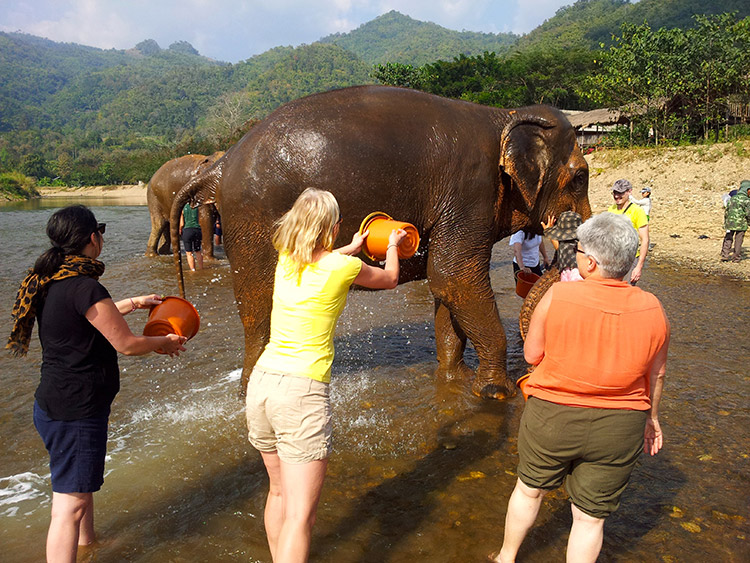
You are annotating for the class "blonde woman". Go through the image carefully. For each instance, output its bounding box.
[246,188,407,562]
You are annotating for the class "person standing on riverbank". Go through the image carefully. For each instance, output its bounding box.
[608,179,649,284]
[6,205,187,563]
[490,213,670,563]
[245,188,407,562]
[630,186,652,220]
[179,202,203,271]
[721,180,750,263]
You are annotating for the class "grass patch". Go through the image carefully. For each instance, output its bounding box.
[0,172,39,201]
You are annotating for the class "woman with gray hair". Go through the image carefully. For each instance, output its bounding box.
[490,212,670,563]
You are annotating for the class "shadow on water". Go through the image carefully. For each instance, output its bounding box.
[315,403,513,562]
[96,455,267,560]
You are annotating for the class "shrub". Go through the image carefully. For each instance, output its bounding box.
[0,171,39,200]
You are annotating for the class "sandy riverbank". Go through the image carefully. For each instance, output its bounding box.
[37,182,147,205]
[36,141,750,281]
[586,141,750,281]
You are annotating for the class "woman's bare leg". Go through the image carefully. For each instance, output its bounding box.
[78,495,95,546]
[275,458,328,563]
[47,492,93,563]
[260,451,283,560]
[493,479,546,562]
[566,503,604,563]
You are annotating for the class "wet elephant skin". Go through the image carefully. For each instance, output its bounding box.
[171,85,591,400]
[146,152,223,258]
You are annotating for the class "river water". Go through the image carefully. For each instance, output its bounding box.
[0,200,747,562]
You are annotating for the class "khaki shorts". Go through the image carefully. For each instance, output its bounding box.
[517,397,646,518]
[246,368,332,464]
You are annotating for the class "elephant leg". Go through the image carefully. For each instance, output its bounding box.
[434,298,473,380]
[157,221,171,255]
[199,206,216,260]
[225,233,275,397]
[458,297,514,400]
[239,309,271,397]
[429,250,515,400]
[146,217,167,256]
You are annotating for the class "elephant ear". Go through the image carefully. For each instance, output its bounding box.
[499,112,555,214]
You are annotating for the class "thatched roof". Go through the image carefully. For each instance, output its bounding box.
[566,108,628,129]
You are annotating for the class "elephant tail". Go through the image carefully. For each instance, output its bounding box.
[170,159,224,297]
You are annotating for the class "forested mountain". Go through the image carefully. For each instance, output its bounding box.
[519,0,750,49]
[1,1,747,194]
[0,33,226,132]
[319,10,517,66]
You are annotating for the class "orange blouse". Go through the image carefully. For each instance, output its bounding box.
[524,277,668,410]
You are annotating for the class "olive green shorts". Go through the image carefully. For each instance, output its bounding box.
[517,397,647,518]
[246,368,332,464]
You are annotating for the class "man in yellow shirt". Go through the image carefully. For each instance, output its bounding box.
[608,179,649,284]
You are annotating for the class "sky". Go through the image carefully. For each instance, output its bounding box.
[1,0,581,63]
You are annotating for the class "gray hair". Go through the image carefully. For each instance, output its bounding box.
[576,213,638,279]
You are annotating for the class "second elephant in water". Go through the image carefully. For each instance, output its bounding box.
[172,85,591,399]
[146,152,223,258]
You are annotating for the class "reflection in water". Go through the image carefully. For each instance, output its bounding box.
[0,201,748,561]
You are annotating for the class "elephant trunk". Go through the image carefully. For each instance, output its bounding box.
[169,161,223,298]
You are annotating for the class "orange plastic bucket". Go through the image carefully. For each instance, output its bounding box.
[515,271,540,298]
[143,296,200,352]
[359,211,420,261]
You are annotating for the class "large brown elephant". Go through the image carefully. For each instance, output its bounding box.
[145,152,223,258]
[170,85,591,399]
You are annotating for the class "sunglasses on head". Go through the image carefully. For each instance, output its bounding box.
[96,223,106,234]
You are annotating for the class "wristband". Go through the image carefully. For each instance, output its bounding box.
[129,298,137,312]
[387,244,398,250]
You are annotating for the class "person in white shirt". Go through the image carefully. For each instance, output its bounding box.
[509,230,549,281]
[630,187,652,220]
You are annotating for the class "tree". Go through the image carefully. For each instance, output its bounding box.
[683,14,750,139]
[54,152,73,182]
[587,13,750,144]
[371,62,426,89]
[202,91,255,140]
[20,153,49,178]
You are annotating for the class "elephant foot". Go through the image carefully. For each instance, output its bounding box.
[435,360,474,381]
[471,371,517,401]
[145,250,158,257]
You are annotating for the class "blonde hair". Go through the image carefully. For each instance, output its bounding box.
[272,188,340,277]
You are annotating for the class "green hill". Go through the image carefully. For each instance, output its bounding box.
[320,10,517,66]
[1,1,747,190]
[518,0,750,50]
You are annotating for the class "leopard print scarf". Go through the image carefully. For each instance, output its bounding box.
[6,254,105,357]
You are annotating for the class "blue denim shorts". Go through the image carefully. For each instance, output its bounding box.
[33,401,109,493]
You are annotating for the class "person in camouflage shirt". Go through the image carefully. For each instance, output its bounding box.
[721,180,750,262]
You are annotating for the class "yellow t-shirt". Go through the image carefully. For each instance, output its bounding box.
[256,252,362,383]
[608,203,648,256]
